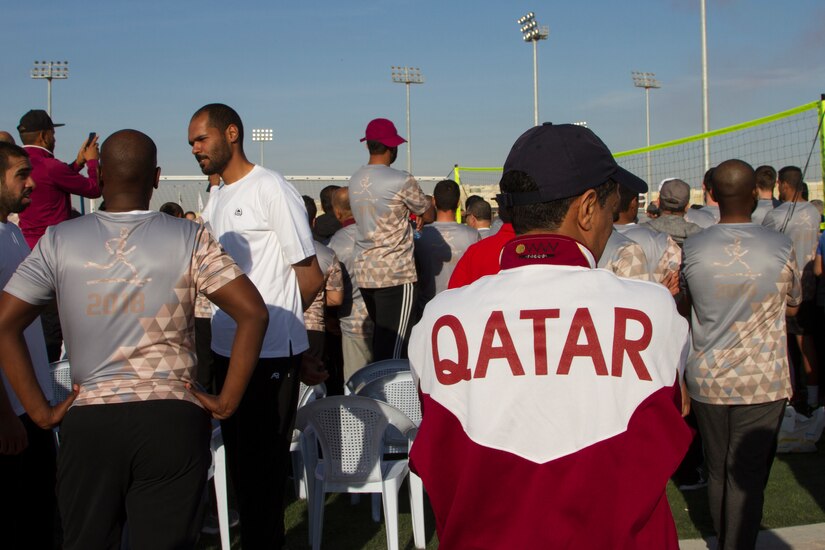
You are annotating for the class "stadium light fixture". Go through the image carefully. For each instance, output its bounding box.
[391,66,425,174]
[31,60,69,117]
[632,71,661,205]
[251,128,273,167]
[516,12,549,126]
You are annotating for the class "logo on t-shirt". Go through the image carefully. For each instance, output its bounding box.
[234,208,243,217]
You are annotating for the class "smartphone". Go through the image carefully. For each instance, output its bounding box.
[85,132,96,148]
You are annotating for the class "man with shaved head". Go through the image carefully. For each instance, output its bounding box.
[0,131,15,144]
[328,187,375,382]
[0,129,268,549]
[682,159,801,549]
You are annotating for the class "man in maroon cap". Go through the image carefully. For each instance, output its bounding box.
[17,109,100,361]
[348,118,430,361]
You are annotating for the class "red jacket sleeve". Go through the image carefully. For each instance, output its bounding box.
[46,159,101,198]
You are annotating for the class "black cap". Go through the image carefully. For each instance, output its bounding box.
[17,110,64,133]
[497,123,647,207]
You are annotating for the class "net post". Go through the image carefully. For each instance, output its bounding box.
[819,94,825,201]
[454,164,462,223]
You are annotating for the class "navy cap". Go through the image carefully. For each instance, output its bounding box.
[497,123,647,207]
[17,109,64,133]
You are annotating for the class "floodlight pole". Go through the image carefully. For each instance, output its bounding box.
[391,66,424,174]
[31,61,69,117]
[251,128,273,167]
[517,12,549,127]
[632,72,661,206]
[701,0,710,171]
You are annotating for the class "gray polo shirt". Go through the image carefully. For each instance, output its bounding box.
[682,223,801,405]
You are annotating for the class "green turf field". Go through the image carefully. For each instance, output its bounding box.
[197,442,825,549]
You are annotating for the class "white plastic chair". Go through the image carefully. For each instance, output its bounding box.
[49,360,72,405]
[48,360,72,446]
[357,371,425,549]
[296,396,417,550]
[207,425,231,550]
[291,382,327,500]
[344,359,410,395]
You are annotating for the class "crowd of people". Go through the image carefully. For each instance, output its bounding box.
[0,106,822,550]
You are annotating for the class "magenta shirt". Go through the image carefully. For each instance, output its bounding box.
[18,146,100,249]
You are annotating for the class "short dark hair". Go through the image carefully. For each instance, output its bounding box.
[367,140,389,155]
[754,165,777,192]
[303,195,317,223]
[465,194,484,210]
[466,198,492,221]
[0,142,29,185]
[319,185,341,213]
[159,202,184,217]
[617,184,639,213]
[778,166,803,192]
[500,170,617,234]
[703,167,715,192]
[433,179,460,211]
[192,103,244,143]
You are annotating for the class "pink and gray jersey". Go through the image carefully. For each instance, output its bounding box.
[615,224,681,283]
[4,211,243,408]
[303,241,343,333]
[328,223,373,338]
[682,223,801,405]
[597,228,649,281]
[348,165,429,289]
[762,201,820,301]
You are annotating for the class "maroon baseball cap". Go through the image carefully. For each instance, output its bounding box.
[360,118,406,147]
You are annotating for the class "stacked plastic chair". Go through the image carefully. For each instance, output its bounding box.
[295,395,417,550]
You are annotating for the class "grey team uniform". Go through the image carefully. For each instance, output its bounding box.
[615,223,681,283]
[329,222,374,381]
[349,164,429,359]
[685,206,718,228]
[762,201,820,303]
[597,228,649,281]
[414,221,480,313]
[5,211,242,549]
[751,198,776,225]
[682,223,801,549]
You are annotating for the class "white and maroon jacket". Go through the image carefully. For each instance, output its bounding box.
[409,235,691,549]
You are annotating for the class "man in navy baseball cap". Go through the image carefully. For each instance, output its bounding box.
[497,122,646,208]
[408,121,691,549]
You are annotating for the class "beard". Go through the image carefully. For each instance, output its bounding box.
[0,189,31,214]
[196,141,232,176]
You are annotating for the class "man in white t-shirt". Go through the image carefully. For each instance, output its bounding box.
[189,103,324,549]
[0,141,57,549]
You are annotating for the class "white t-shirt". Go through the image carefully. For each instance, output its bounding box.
[0,221,52,416]
[201,165,316,357]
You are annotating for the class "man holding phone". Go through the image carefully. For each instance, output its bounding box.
[16,110,101,361]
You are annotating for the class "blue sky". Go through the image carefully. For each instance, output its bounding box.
[2,0,823,178]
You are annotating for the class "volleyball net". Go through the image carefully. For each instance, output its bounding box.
[452,97,825,204]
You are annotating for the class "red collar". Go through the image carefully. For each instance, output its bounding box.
[341,218,356,228]
[500,234,595,270]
